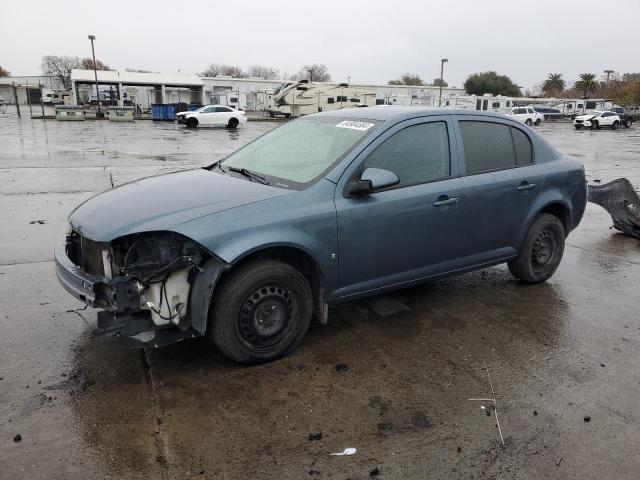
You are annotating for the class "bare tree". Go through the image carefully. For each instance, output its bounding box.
[246,65,280,80]
[41,55,81,89]
[431,77,448,87]
[125,68,157,73]
[388,73,425,86]
[200,63,246,78]
[0,65,10,77]
[290,64,331,82]
[80,58,111,71]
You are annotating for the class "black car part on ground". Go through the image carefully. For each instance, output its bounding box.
[588,178,640,238]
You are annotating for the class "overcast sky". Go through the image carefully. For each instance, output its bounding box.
[2,0,639,89]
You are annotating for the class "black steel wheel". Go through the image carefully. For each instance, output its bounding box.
[508,213,565,284]
[227,117,239,129]
[210,260,313,364]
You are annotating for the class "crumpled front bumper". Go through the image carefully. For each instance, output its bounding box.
[54,239,104,307]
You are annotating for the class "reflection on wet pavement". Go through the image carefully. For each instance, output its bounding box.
[1,116,639,479]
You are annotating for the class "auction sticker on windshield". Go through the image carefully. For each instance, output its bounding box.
[336,120,375,131]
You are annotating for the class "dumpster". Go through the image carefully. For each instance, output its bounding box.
[108,106,135,122]
[151,104,177,120]
[55,105,85,121]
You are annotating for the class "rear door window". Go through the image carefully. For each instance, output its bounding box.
[459,121,516,174]
[510,127,533,165]
[363,121,450,188]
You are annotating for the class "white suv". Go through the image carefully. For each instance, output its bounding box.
[573,111,621,130]
[505,107,544,126]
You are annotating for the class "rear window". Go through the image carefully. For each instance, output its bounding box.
[460,121,532,174]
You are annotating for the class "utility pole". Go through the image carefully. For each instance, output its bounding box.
[88,35,103,117]
[438,58,448,107]
[604,69,614,99]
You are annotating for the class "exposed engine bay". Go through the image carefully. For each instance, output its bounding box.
[62,229,225,346]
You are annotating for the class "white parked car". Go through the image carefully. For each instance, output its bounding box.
[176,105,247,129]
[505,107,544,126]
[573,111,621,130]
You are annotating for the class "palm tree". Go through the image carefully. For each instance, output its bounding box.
[542,73,566,97]
[574,73,598,98]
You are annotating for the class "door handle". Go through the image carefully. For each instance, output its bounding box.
[517,182,536,192]
[433,196,459,207]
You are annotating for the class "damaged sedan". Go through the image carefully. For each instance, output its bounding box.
[56,107,587,364]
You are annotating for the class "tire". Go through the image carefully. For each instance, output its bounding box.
[210,260,313,364]
[525,118,533,126]
[624,118,632,128]
[574,125,582,130]
[591,121,598,130]
[227,117,239,129]
[508,213,565,284]
[185,117,198,128]
[534,118,542,126]
[612,121,619,130]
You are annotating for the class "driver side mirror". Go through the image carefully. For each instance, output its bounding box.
[346,167,400,196]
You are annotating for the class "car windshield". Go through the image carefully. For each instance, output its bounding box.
[221,116,376,186]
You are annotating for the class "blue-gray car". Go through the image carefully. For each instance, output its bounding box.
[55,107,587,364]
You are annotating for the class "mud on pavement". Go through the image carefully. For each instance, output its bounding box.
[1,117,640,479]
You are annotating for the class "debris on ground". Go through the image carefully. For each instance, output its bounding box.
[369,466,380,476]
[377,422,394,436]
[469,362,505,446]
[308,432,322,441]
[457,446,462,453]
[335,363,350,372]
[584,416,591,423]
[29,219,47,225]
[556,456,563,466]
[13,434,22,443]
[331,448,356,456]
[588,178,640,238]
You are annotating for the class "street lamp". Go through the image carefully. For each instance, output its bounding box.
[604,69,614,98]
[347,76,351,85]
[88,34,103,117]
[438,58,448,107]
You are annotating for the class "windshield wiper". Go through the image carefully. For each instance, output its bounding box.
[227,166,270,185]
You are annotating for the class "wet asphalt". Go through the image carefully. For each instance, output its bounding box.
[0,114,639,479]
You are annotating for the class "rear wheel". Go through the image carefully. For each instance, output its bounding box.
[574,125,582,130]
[535,118,542,126]
[612,120,619,130]
[227,117,239,129]
[210,260,313,364]
[508,214,565,284]
[624,118,632,128]
[525,118,533,126]
[185,117,198,128]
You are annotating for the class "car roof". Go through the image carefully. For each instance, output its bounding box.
[310,106,516,122]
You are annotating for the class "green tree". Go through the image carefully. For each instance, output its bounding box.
[388,73,425,86]
[0,65,10,77]
[574,73,598,98]
[542,73,566,97]
[463,71,521,97]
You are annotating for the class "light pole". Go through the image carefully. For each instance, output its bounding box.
[347,76,351,85]
[438,58,448,107]
[604,69,614,99]
[88,34,103,117]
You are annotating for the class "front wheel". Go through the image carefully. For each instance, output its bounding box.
[525,118,533,126]
[624,118,632,128]
[508,213,565,284]
[185,117,198,128]
[612,121,619,130]
[590,121,599,130]
[574,125,582,130]
[227,117,239,129]
[535,118,542,126]
[210,260,313,364]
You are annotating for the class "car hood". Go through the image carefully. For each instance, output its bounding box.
[576,114,596,120]
[68,169,291,242]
